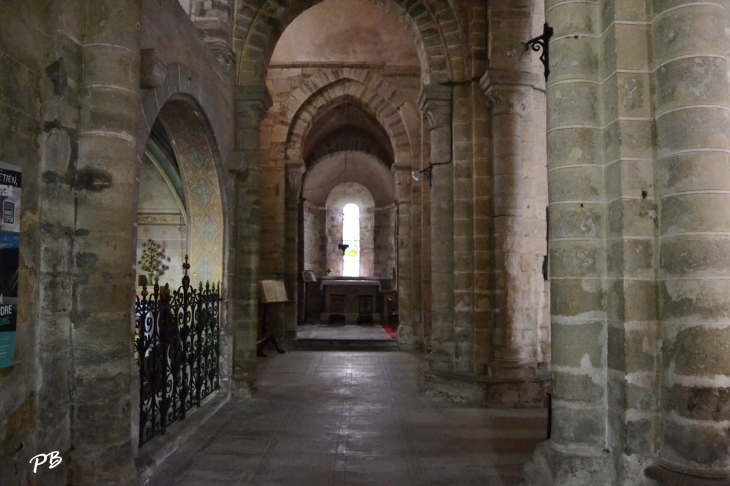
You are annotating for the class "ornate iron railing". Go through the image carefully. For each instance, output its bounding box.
[134,257,221,447]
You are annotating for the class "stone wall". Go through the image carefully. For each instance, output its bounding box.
[259,64,420,276]
[0,3,57,485]
[259,62,420,340]
[522,0,730,484]
[303,201,326,274]
[374,205,397,278]
[0,1,236,485]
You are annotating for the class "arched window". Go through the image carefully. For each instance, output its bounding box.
[342,203,360,277]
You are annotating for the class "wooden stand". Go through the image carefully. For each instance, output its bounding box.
[257,303,285,357]
[257,278,289,357]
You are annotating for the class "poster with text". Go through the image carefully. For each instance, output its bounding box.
[0,161,21,369]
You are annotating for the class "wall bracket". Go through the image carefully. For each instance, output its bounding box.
[524,23,554,81]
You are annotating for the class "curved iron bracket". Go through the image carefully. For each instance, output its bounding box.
[411,161,450,187]
[524,23,554,81]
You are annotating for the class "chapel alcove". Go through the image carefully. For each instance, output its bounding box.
[136,120,188,287]
[260,0,421,340]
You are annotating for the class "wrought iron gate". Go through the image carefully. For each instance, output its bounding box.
[135,258,221,447]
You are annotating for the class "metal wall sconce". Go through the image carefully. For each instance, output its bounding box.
[338,243,349,256]
[524,23,554,81]
[412,162,450,187]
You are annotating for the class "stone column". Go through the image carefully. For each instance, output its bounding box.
[452,83,475,373]
[69,1,141,483]
[394,165,416,348]
[410,176,423,344]
[480,69,543,378]
[420,117,433,350]
[646,2,730,482]
[419,85,454,370]
[284,160,303,343]
[522,0,611,481]
[231,85,272,396]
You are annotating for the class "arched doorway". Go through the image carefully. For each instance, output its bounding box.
[133,98,226,447]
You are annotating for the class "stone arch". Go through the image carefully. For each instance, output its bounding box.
[156,100,225,285]
[136,86,227,286]
[306,127,393,168]
[303,151,396,206]
[281,75,414,167]
[233,0,467,86]
[136,62,232,170]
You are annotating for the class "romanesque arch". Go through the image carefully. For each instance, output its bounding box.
[131,58,232,449]
[280,72,416,166]
[156,101,225,284]
[233,0,468,86]
[136,61,230,286]
[269,69,418,345]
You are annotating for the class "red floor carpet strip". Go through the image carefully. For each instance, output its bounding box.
[382,325,397,339]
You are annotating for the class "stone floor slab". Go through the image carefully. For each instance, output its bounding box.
[145,351,547,486]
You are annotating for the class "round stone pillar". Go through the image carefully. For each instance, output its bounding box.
[70,1,142,483]
[231,85,272,396]
[521,0,613,481]
[418,85,454,370]
[284,160,304,343]
[481,70,543,379]
[393,165,416,348]
[646,2,730,483]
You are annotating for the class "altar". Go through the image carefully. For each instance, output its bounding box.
[319,277,382,323]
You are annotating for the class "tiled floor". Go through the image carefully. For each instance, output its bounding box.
[296,324,394,341]
[147,351,547,486]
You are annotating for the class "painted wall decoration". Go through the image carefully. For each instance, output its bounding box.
[159,101,224,285]
[0,161,21,369]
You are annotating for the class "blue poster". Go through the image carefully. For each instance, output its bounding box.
[0,161,21,369]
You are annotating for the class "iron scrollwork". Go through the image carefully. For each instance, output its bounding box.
[524,23,554,81]
[135,256,222,447]
[411,161,450,187]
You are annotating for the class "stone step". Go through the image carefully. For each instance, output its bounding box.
[294,338,400,351]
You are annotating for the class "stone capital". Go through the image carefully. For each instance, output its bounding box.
[235,85,273,126]
[480,69,540,117]
[210,42,235,73]
[418,84,453,128]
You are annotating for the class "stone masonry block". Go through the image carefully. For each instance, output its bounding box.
[660,278,730,321]
[548,81,599,129]
[657,151,730,194]
[552,320,604,368]
[652,4,725,65]
[551,402,606,447]
[549,203,604,238]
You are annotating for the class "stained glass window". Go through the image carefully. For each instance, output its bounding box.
[342,203,360,277]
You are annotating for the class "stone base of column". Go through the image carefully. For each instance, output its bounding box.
[645,464,730,486]
[420,367,550,408]
[231,382,255,399]
[231,368,256,398]
[520,441,612,486]
[397,326,419,350]
[489,358,538,379]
